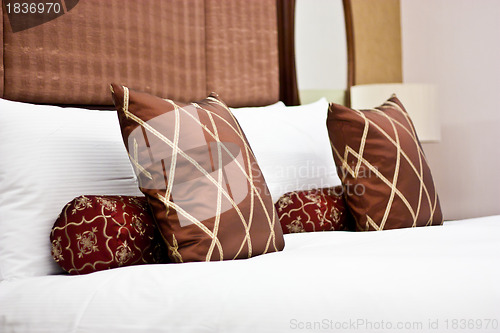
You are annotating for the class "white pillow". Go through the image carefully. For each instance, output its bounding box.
[231,98,342,202]
[229,101,285,112]
[0,99,142,280]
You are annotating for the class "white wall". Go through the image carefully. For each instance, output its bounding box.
[401,0,500,220]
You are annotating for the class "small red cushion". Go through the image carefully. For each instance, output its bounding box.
[50,195,167,274]
[275,186,354,234]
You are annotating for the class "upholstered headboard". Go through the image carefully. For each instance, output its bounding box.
[0,0,298,107]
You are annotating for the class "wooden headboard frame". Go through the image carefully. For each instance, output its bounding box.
[0,0,299,107]
[277,0,299,106]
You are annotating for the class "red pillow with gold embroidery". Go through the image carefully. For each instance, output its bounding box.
[50,195,167,275]
[275,186,354,233]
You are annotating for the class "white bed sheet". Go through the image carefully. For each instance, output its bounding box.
[1,216,499,333]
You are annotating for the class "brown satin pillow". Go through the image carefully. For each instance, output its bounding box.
[110,84,284,263]
[327,96,443,231]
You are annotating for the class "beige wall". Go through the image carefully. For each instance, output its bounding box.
[401,0,500,220]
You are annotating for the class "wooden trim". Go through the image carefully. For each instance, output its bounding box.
[277,0,300,106]
[342,0,354,107]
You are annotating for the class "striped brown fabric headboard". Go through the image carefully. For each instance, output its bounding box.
[0,0,295,107]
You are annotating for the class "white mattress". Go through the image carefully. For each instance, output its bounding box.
[1,215,499,333]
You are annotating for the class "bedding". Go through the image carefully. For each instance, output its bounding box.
[1,215,499,333]
[111,85,284,262]
[51,195,166,275]
[0,98,142,281]
[0,96,290,280]
[231,98,342,202]
[328,96,443,231]
[275,186,354,233]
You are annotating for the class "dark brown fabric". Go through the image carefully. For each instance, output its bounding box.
[2,0,207,105]
[1,0,282,107]
[111,83,284,263]
[327,96,443,231]
[205,0,280,107]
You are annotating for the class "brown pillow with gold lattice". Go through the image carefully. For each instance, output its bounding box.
[110,84,284,263]
[50,195,167,275]
[327,96,443,231]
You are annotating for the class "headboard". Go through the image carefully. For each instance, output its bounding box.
[0,0,298,107]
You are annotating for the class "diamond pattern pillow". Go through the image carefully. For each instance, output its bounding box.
[110,84,284,263]
[275,186,354,233]
[51,195,167,275]
[327,96,443,230]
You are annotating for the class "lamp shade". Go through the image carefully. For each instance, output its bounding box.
[350,83,441,142]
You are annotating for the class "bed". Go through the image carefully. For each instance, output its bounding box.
[0,215,498,333]
[0,1,499,332]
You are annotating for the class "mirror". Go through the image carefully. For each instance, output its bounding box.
[295,0,348,105]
